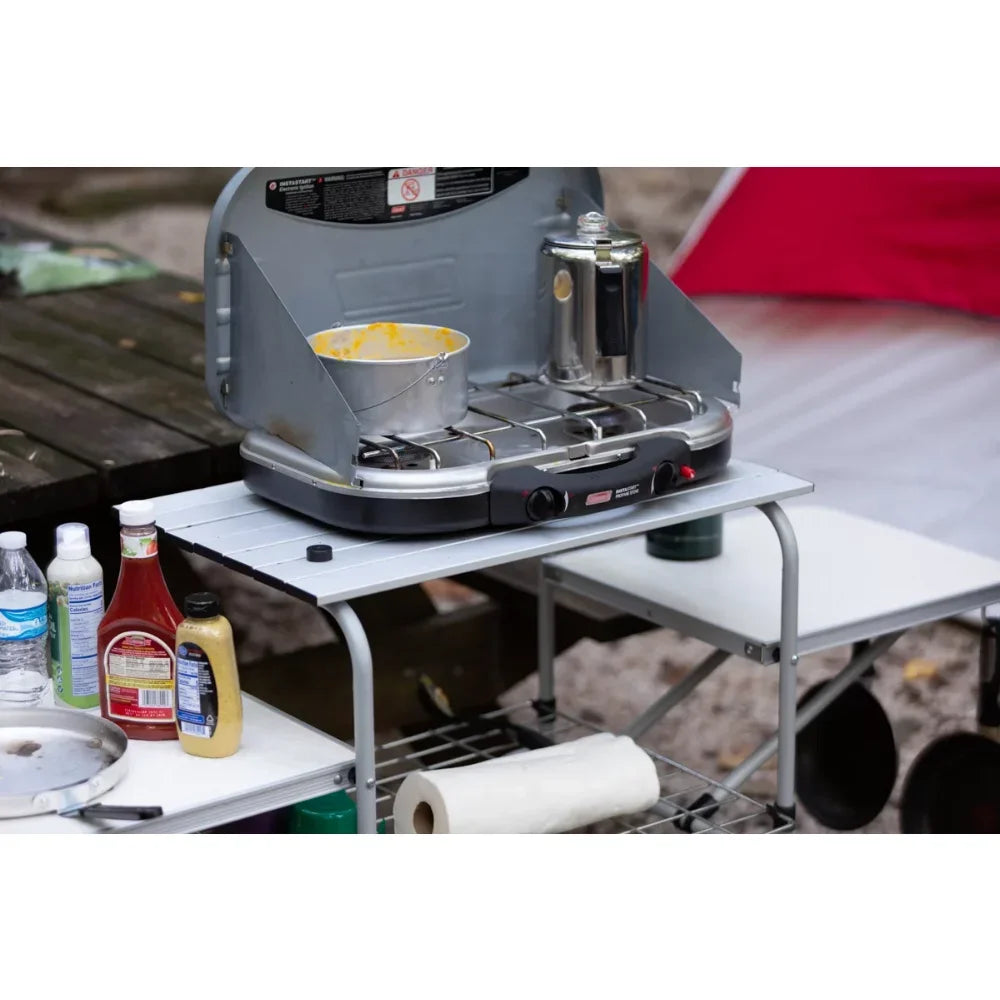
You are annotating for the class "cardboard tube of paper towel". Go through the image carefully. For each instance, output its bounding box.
[393,734,660,834]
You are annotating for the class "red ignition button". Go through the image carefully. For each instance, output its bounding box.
[679,465,696,481]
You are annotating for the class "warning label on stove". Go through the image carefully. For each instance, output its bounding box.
[265,168,528,224]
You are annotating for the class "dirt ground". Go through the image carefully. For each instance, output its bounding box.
[0,168,985,833]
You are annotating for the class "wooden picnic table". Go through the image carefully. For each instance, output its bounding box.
[0,218,241,532]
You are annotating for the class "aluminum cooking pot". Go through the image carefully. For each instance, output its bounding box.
[309,322,470,436]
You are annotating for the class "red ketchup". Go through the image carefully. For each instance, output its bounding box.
[98,500,183,740]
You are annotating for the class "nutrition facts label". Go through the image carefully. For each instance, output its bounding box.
[105,631,175,722]
[67,580,102,697]
[176,641,218,739]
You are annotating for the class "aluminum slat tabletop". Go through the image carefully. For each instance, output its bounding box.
[150,460,813,606]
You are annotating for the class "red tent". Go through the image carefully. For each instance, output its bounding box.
[670,167,1000,319]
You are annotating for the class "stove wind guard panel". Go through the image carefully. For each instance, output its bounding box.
[204,167,741,484]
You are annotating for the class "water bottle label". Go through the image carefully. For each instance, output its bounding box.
[0,602,47,641]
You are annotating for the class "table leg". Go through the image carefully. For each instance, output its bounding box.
[322,601,377,834]
[720,630,903,795]
[537,566,557,710]
[758,501,800,821]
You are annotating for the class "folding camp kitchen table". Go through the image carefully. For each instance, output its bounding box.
[149,459,812,834]
[540,505,1000,822]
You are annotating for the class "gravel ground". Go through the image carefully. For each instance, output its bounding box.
[1,168,985,833]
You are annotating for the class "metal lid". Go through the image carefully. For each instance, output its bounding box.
[544,211,642,250]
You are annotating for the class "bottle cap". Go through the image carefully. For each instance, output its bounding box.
[184,592,221,619]
[0,531,27,551]
[119,500,156,527]
[306,544,333,563]
[55,523,92,560]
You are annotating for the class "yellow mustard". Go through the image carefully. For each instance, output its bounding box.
[174,593,242,758]
[311,322,463,360]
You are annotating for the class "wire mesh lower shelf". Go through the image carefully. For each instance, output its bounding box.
[350,701,793,834]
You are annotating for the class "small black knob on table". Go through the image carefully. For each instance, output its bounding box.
[526,487,563,522]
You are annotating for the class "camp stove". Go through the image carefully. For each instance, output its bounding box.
[204,168,742,535]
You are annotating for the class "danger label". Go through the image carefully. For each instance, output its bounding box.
[388,168,436,205]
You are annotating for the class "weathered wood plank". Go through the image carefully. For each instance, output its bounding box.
[0,359,213,501]
[25,286,205,375]
[101,273,205,327]
[0,300,240,446]
[0,423,100,525]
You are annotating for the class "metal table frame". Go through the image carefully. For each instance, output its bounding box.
[540,503,802,829]
[540,506,1000,830]
[152,460,812,833]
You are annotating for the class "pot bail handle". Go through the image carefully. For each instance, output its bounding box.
[351,352,449,414]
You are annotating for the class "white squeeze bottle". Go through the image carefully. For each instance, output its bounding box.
[0,531,50,706]
[47,523,104,710]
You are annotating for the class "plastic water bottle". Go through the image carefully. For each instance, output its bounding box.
[0,531,50,706]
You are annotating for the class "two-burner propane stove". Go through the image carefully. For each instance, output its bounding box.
[204,168,741,535]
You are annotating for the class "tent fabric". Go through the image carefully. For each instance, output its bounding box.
[669,167,1000,319]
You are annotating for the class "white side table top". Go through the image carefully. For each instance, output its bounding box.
[1,695,354,834]
[545,505,1000,660]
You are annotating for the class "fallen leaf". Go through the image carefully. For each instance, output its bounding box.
[903,658,939,683]
[178,290,205,304]
[118,337,137,349]
[718,743,778,771]
[717,746,750,770]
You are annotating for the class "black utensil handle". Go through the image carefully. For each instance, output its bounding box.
[595,264,628,358]
[490,437,693,526]
[71,804,164,821]
[417,675,554,751]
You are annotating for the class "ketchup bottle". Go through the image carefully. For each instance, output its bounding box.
[98,500,183,740]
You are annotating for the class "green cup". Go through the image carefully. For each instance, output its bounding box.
[288,791,386,834]
[646,514,724,561]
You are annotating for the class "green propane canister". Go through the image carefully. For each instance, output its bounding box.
[646,515,724,561]
[289,790,386,834]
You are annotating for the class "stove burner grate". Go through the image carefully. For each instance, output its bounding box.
[354,372,707,471]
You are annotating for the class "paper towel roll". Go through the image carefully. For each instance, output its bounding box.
[393,734,660,834]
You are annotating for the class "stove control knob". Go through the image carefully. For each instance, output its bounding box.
[652,462,678,495]
[526,487,563,522]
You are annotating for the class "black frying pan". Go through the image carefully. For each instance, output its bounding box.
[900,615,1000,833]
[796,680,897,830]
[900,732,1000,833]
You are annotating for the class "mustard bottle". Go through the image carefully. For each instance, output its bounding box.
[174,592,242,758]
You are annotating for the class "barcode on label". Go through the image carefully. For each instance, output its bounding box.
[181,722,210,738]
[139,689,173,708]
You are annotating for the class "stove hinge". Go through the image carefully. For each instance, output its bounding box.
[213,235,233,406]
